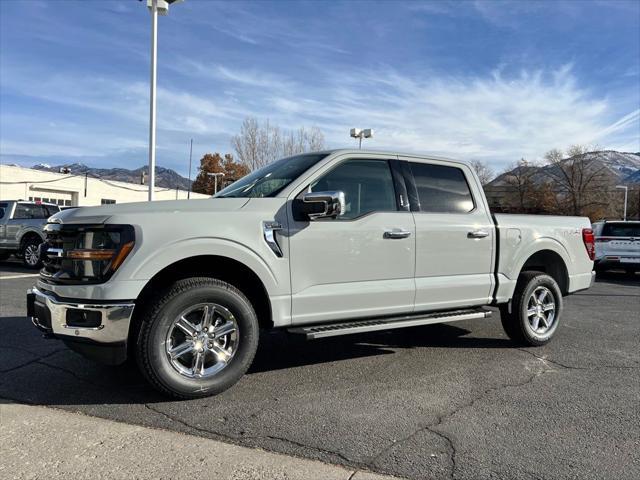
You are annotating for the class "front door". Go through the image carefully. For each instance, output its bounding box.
[287,156,415,325]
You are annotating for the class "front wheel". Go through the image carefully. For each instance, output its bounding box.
[21,237,42,269]
[500,271,563,346]
[136,277,259,399]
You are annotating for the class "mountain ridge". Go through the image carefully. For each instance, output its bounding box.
[32,163,192,190]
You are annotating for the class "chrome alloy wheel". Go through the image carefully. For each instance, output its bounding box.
[165,303,239,379]
[24,244,40,267]
[526,286,556,335]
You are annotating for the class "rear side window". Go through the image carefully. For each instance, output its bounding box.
[0,202,8,220]
[13,204,48,219]
[310,159,397,219]
[45,205,60,216]
[601,223,640,237]
[409,162,474,213]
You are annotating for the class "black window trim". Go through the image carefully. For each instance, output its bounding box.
[401,159,477,215]
[293,157,409,222]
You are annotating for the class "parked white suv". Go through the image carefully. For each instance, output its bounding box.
[27,150,595,398]
[592,220,640,275]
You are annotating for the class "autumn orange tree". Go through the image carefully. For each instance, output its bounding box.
[192,153,250,195]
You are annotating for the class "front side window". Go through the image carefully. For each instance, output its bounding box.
[310,159,397,219]
[216,153,328,198]
[410,162,474,213]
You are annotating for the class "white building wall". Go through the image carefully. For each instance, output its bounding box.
[0,164,208,206]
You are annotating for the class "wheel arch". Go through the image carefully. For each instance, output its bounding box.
[132,255,273,331]
[519,249,569,295]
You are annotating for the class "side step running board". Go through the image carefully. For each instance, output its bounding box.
[287,308,492,340]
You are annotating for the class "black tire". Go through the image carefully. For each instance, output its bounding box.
[500,271,563,346]
[136,277,259,399]
[21,236,43,269]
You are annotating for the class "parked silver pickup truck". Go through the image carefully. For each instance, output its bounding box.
[27,150,595,398]
[0,200,60,268]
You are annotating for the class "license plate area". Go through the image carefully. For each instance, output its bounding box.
[620,257,640,264]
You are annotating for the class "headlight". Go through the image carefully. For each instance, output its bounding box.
[41,224,135,284]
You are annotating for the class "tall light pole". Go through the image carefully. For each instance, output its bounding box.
[350,128,373,149]
[143,0,184,201]
[616,185,628,221]
[207,172,225,194]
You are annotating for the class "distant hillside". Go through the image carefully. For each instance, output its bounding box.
[32,163,191,190]
[489,150,640,187]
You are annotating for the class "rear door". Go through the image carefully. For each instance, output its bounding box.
[400,157,494,311]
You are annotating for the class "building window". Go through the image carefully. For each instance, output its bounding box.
[101,199,116,205]
[64,200,72,206]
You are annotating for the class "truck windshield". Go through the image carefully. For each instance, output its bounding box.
[215,153,328,198]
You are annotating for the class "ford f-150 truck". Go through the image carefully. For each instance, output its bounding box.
[27,150,595,398]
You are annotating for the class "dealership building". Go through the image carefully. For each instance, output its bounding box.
[0,164,208,206]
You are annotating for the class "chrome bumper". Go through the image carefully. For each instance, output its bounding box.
[27,287,135,345]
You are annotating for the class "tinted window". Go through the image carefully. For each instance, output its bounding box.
[310,159,397,219]
[0,202,7,220]
[601,223,640,237]
[217,153,328,198]
[13,204,48,219]
[44,205,60,216]
[410,162,474,213]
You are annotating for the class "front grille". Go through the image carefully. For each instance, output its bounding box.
[40,223,81,281]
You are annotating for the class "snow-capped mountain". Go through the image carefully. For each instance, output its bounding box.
[32,163,191,190]
[488,151,640,186]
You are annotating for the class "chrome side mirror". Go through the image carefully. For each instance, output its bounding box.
[301,191,346,220]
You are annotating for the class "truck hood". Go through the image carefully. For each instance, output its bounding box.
[50,198,251,225]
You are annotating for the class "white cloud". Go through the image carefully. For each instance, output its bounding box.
[2,62,638,172]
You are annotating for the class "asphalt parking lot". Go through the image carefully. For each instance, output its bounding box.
[1,259,638,480]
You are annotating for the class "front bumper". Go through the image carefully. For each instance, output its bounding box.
[27,287,135,365]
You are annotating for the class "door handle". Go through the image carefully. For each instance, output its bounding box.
[468,229,490,239]
[384,229,412,239]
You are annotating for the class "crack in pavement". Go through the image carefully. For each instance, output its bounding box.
[366,362,556,480]
[515,347,640,371]
[143,403,358,467]
[0,348,66,374]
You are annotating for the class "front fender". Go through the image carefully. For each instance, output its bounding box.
[18,227,45,246]
[125,236,282,296]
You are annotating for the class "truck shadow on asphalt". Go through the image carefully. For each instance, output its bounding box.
[0,316,512,407]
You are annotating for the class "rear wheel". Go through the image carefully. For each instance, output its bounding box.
[500,271,563,346]
[136,277,259,399]
[21,236,42,269]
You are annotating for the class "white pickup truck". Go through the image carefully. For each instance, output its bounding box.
[27,150,595,398]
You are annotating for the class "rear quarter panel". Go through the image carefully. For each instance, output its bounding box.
[494,214,593,301]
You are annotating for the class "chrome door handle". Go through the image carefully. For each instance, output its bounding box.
[384,229,412,239]
[468,230,490,238]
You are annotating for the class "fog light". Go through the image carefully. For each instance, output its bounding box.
[66,309,102,328]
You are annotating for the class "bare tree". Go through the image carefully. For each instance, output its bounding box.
[502,158,538,211]
[543,145,612,216]
[470,160,495,186]
[232,117,326,171]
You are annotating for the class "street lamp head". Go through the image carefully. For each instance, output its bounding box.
[615,185,627,189]
[362,128,373,139]
[350,128,362,139]
[145,0,184,15]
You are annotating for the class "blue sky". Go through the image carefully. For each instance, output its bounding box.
[1,0,639,176]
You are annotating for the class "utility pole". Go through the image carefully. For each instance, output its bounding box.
[616,185,628,221]
[147,0,158,201]
[187,138,193,199]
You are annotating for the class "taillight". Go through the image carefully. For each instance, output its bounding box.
[582,228,595,261]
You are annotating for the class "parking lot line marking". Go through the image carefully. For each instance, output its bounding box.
[0,274,40,280]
